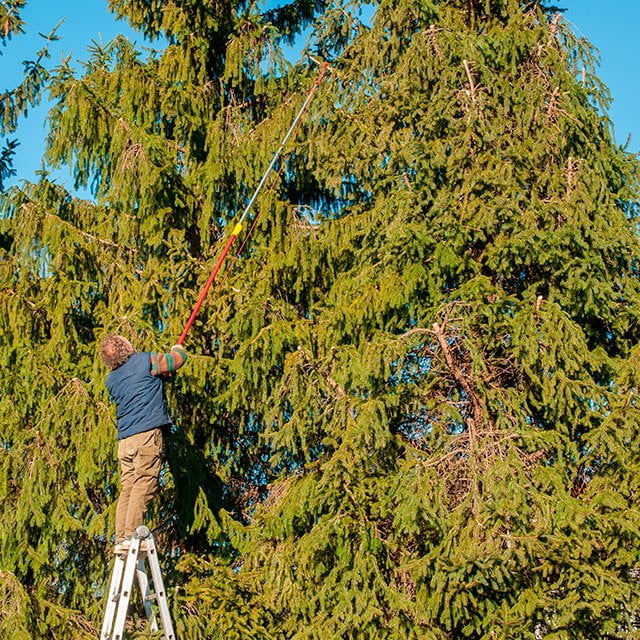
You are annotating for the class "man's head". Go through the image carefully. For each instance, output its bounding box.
[100,334,135,370]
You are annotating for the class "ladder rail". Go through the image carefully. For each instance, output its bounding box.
[111,538,142,640]
[100,553,126,640]
[136,556,159,633]
[145,535,177,640]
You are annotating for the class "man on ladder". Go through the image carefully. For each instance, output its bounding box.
[99,335,188,638]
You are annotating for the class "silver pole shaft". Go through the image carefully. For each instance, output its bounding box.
[238,63,329,226]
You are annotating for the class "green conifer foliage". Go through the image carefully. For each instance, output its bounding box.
[244,1,640,637]
[1,0,640,638]
[1,0,329,636]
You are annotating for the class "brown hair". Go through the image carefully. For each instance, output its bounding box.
[100,334,135,370]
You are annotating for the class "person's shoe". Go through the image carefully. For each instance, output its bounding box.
[114,538,149,554]
[114,537,132,555]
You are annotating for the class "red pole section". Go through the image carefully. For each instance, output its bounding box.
[177,222,243,345]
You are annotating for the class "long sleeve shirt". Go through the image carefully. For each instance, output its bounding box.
[150,345,188,376]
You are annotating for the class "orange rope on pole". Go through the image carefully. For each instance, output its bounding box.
[177,62,329,345]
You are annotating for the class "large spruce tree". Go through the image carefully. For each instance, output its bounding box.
[1,0,640,638]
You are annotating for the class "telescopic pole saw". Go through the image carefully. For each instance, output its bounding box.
[177,62,329,346]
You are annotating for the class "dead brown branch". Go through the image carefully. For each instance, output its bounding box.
[548,13,561,46]
[566,155,578,200]
[432,321,484,443]
[428,24,444,61]
[462,59,477,102]
[546,86,560,119]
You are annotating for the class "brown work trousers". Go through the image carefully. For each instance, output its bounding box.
[115,428,163,542]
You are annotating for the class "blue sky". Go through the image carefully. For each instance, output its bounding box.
[563,0,640,151]
[2,0,639,190]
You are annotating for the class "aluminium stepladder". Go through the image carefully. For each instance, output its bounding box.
[100,525,176,640]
